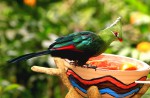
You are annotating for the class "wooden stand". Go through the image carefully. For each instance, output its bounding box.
[31,58,150,98]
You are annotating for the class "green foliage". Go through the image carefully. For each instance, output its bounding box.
[0,79,29,98]
[0,0,150,98]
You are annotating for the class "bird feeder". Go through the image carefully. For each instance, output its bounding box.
[31,54,150,98]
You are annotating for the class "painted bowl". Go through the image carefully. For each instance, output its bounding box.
[65,54,150,98]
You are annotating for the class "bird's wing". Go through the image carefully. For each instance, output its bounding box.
[49,31,95,52]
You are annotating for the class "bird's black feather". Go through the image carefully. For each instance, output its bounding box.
[8,50,50,63]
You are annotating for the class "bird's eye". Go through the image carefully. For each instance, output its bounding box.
[114,32,118,37]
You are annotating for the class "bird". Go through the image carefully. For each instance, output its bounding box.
[8,17,123,66]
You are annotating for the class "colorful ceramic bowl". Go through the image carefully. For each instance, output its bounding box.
[65,54,150,98]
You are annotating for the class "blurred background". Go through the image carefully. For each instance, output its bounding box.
[0,0,150,98]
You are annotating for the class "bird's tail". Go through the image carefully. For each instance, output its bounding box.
[8,50,51,63]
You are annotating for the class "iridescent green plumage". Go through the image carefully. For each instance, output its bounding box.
[8,17,123,66]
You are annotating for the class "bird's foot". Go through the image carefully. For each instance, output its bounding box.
[65,59,78,66]
[83,64,97,71]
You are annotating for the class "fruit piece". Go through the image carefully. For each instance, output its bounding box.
[87,60,120,70]
[120,63,137,70]
[108,62,120,70]
[88,55,103,61]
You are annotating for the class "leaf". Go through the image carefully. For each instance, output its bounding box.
[118,47,131,56]
[4,84,24,92]
[131,49,139,59]
[125,0,149,14]
[76,8,95,27]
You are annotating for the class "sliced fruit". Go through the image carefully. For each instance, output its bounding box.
[120,63,137,70]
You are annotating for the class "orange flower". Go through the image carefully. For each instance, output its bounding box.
[136,42,150,52]
[23,0,36,7]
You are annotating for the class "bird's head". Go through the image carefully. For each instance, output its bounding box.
[107,17,123,42]
[98,17,123,43]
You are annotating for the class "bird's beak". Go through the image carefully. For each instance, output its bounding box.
[117,37,123,42]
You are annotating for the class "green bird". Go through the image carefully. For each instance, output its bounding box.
[8,17,123,66]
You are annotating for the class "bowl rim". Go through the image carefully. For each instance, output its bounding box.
[92,53,150,72]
